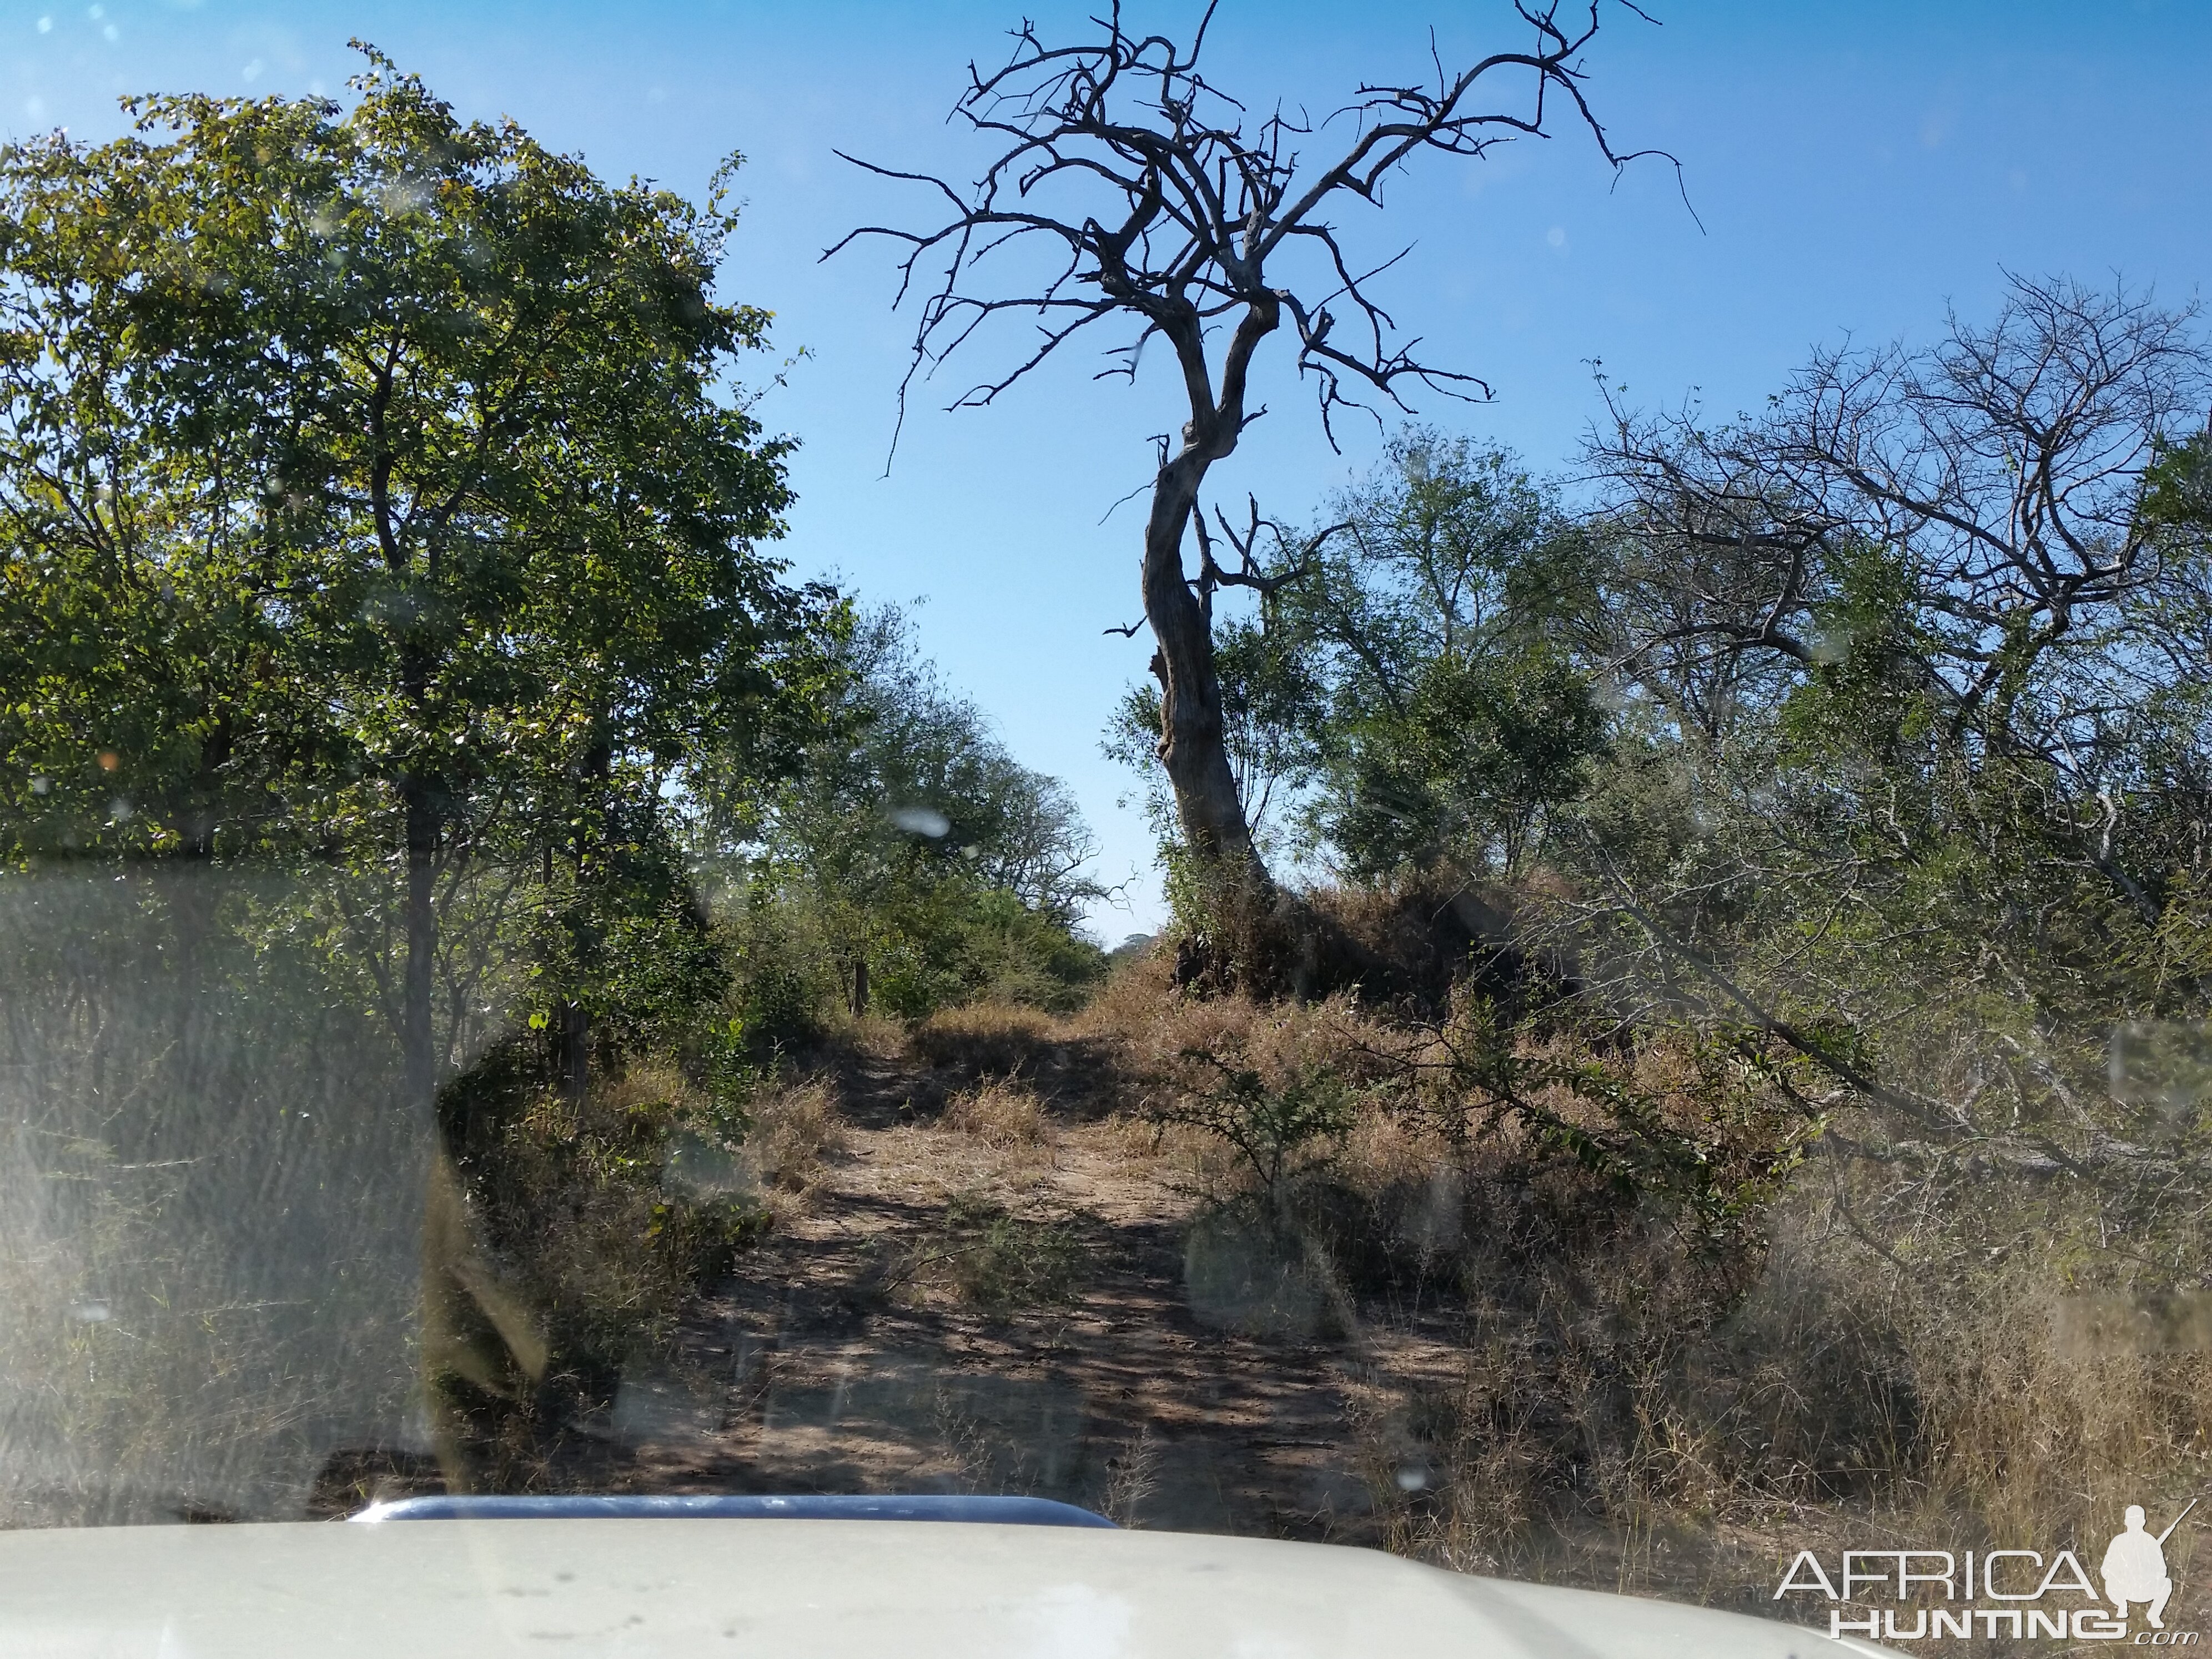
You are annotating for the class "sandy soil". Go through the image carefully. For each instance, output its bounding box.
[602,1045,1469,1541]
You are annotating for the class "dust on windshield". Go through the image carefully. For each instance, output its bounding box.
[3,4,2209,1644]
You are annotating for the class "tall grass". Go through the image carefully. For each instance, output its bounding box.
[0,870,430,1524]
[1076,936,2212,1618]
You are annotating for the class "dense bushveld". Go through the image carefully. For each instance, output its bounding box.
[1060,925,2212,1602]
[6,61,2211,1647]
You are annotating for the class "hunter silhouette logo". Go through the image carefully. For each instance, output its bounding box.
[2104,1501,2194,1631]
[1777,1499,2201,1642]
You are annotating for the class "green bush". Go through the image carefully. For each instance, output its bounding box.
[1156,1052,1359,1195]
[938,1194,1080,1313]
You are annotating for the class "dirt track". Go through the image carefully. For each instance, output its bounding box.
[604,1044,1468,1540]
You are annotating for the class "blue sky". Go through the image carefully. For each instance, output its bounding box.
[10,1,2209,936]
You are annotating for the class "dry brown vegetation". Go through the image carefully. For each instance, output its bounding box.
[746,1076,848,1198]
[942,1078,1048,1149]
[715,941,2212,1637]
[911,1001,1060,1072]
[12,919,2206,1643]
[303,924,2194,1640]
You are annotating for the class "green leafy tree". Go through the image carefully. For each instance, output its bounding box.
[1110,433,1607,884]
[1279,435,1607,878]
[0,51,836,1112]
[732,606,1106,1019]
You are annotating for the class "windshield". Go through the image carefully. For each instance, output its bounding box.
[4,1,2209,1646]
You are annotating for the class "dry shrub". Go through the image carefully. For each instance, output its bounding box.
[1109,982,1260,1079]
[872,1191,1079,1316]
[1328,1137,2212,1624]
[749,1075,846,1194]
[1340,1107,1456,1192]
[1157,988,1394,1098]
[943,1077,1046,1148]
[1303,876,1515,1012]
[910,1001,1058,1075]
[1883,1239,2212,1562]
[938,1193,1079,1313]
[1113,989,1406,1204]
[1062,896,2212,1611]
[405,1052,773,1494]
[1343,1167,1751,1588]
[841,1009,910,1060]
[1068,942,1180,1041]
[952,1215,1078,1311]
[1099,1427,1162,1527]
[479,1061,763,1360]
[1158,1122,1251,1195]
[1090,1109,1241,1193]
[595,1059,708,1123]
[1099,1110,1166,1163]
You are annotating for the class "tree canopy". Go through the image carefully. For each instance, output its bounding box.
[0,52,839,1103]
[1113,432,1607,884]
[727,606,1107,1023]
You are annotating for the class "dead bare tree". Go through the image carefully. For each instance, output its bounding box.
[829,1,1667,893]
[1588,275,2212,761]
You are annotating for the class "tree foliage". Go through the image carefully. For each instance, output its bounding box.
[724,606,1107,1023]
[0,51,837,1100]
[1112,432,1607,882]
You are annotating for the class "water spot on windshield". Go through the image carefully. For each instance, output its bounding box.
[2109,1020,2212,1122]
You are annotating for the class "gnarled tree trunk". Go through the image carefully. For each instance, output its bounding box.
[1144,455,1262,872]
[837,2,1640,924]
[1139,297,1281,888]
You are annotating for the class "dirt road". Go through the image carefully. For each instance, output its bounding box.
[605,1045,1466,1540]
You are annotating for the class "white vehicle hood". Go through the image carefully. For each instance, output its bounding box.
[0,1518,1894,1658]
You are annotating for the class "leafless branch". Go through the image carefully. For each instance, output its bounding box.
[830,1,1673,464]
[830,2,1665,865]
[1191,493,1353,614]
[1585,276,2212,757]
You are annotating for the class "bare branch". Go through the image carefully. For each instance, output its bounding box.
[830,2,1661,870]
[831,1,1669,464]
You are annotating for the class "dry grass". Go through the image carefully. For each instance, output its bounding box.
[1272,1090,2212,1622]
[0,888,429,1526]
[1038,944,2212,1620]
[943,1077,1047,1148]
[501,1093,700,1340]
[899,997,1132,1125]
[1099,1426,1162,1527]
[1067,943,1180,1040]
[1098,1110,1167,1165]
[748,1075,846,1197]
[911,1001,1059,1075]
[842,1009,911,1061]
[0,1148,421,1525]
[17,882,2196,1583]
[1086,958,1395,1100]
